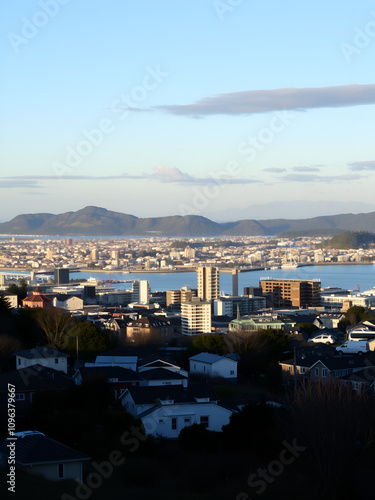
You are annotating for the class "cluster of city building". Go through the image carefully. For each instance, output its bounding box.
[1,235,375,273]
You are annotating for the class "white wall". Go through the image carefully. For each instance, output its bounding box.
[141,403,233,438]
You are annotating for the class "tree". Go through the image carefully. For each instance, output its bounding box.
[0,295,12,317]
[192,334,226,355]
[286,381,375,498]
[35,308,77,348]
[64,321,114,354]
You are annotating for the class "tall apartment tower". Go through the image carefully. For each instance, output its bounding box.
[181,298,211,335]
[132,280,150,304]
[232,269,239,297]
[197,266,220,301]
[54,268,69,285]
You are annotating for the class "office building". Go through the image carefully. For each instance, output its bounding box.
[132,280,150,304]
[197,266,219,301]
[259,278,321,308]
[54,268,70,285]
[181,298,211,335]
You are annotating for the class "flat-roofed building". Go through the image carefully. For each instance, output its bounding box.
[259,278,321,308]
[197,266,219,301]
[181,298,211,335]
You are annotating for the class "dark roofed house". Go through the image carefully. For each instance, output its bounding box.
[0,365,75,424]
[279,350,373,386]
[0,431,90,481]
[15,347,69,374]
[126,315,173,343]
[74,366,142,400]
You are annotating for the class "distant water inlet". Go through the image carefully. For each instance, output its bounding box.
[2,265,375,294]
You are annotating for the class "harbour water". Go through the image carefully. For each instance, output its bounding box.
[4,265,374,295]
[79,265,375,294]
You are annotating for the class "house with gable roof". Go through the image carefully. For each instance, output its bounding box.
[189,352,238,380]
[120,385,233,438]
[0,431,90,481]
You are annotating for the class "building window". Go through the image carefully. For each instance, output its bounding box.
[322,368,327,378]
[58,463,64,479]
[300,367,305,374]
[15,393,25,401]
[171,418,177,430]
[18,358,21,366]
[200,416,209,428]
[315,367,319,377]
[230,370,234,375]
[55,358,59,364]
[184,417,191,424]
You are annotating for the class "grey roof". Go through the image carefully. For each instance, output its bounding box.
[189,352,238,364]
[15,347,69,359]
[0,365,75,392]
[77,366,142,382]
[0,432,90,465]
[121,384,218,405]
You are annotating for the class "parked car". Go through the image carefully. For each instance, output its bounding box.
[308,334,336,345]
[336,340,370,356]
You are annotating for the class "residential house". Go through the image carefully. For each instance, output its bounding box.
[0,431,90,481]
[0,365,75,424]
[126,315,173,344]
[189,352,238,380]
[279,351,373,386]
[15,347,69,374]
[120,385,233,438]
[74,366,142,400]
[52,294,83,311]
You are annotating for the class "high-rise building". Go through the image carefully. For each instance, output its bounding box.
[132,280,150,304]
[259,278,321,308]
[166,286,197,307]
[232,269,238,296]
[181,298,211,335]
[54,268,69,285]
[197,266,219,301]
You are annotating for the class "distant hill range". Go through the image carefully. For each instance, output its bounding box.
[317,231,375,249]
[2,206,375,237]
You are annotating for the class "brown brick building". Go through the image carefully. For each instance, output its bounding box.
[259,278,321,308]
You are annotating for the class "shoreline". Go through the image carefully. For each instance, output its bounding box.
[0,261,374,275]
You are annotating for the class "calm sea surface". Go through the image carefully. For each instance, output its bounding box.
[3,266,375,293]
[7,265,372,294]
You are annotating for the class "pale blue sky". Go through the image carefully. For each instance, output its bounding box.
[1,0,375,222]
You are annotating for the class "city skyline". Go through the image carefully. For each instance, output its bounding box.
[2,1,375,222]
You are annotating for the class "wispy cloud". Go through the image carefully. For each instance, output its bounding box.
[292,166,321,172]
[157,84,375,117]
[263,167,286,173]
[0,180,41,188]
[348,160,375,171]
[150,166,256,185]
[281,173,362,183]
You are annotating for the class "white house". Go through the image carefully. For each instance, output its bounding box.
[52,294,83,311]
[120,385,233,438]
[15,347,69,374]
[189,352,238,380]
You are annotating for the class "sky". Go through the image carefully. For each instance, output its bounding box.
[1,0,375,222]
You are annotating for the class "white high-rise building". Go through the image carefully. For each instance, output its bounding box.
[132,280,150,304]
[181,298,211,335]
[197,266,219,301]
